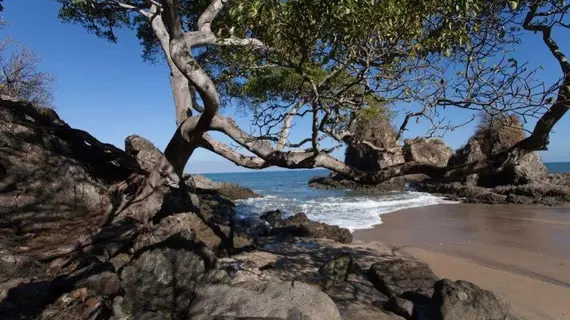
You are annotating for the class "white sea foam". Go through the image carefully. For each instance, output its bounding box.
[236,191,456,231]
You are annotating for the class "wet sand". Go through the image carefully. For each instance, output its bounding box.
[353,203,570,320]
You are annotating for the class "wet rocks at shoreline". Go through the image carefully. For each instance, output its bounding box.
[260,211,354,244]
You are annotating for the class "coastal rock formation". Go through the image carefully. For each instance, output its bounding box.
[188,174,261,201]
[345,111,404,171]
[403,137,453,167]
[309,173,407,192]
[262,212,354,243]
[0,97,519,320]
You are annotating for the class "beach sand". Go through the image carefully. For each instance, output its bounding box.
[353,203,570,320]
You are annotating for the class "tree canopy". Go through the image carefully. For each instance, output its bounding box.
[51,0,570,222]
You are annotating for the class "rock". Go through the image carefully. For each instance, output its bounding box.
[120,232,229,317]
[368,259,438,304]
[384,296,415,319]
[318,254,362,290]
[430,279,510,320]
[125,134,163,172]
[403,137,453,167]
[271,213,353,244]
[109,253,131,272]
[325,274,403,320]
[188,174,260,200]
[134,213,253,252]
[480,152,548,187]
[187,281,343,320]
[309,174,407,192]
[0,97,135,258]
[81,271,121,296]
[344,111,404,171]
[449,139,485,167]
[40,288,108,320]
[234,217,271,239]
[260,209,283,227]
[448,139,485,185]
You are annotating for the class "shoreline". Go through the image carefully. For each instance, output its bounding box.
[353,203,570,320]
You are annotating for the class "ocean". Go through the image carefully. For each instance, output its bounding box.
[204,163,570,231]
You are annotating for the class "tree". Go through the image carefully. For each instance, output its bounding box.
[0,39,55,108]
[55,0,569,224]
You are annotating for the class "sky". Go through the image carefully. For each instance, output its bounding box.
[1,1,568,173]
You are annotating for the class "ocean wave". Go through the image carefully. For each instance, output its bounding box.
[235,192,457,231]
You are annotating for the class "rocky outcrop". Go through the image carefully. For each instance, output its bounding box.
[345,111,403,171]
[125,134,163,172]
[368,259,439,303]
[261,212,353,243]
[119,232,229,318]
[430,279,510,320]
[403,137,453,167]
[417,178,570,206]
[187,174,261,201]
[309,173,407,192]
[133,212,253,252]
[0,96,137,259]
[188,281,343,320]
[0,97,518,320]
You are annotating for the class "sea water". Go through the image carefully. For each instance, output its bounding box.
[204,163,569,231]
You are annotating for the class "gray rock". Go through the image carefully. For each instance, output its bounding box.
[188,174,260,200]
[81,271,121,296]
[385,296,415,319]
[260,209,283,228]
[120,232,228,317]
[344,112,404,171]
[40,287,108,320]
[309,174,407,193]
[403,137,453,167]
[271,213,353,244]
[125,134,163,172]
[325,275,403,320]
[133,213,253,252]
[430,279,510,320]
[318,254,362,290]
[187,281,343,320]
[368,259,438,303]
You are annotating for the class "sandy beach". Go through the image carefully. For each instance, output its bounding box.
[353,203,570,320]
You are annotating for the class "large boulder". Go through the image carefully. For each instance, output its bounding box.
[187,281,343,320]
[125,134,163,172]
[403,137,453,167]
[430,279,510,320]
[268,213,353,244]
[134,212,253,252]
[186,174,260,201]
[345,110,404,171]
[318,254,362,290]
[368,259,439,304]
[119,232,230,318]
[0,96,135,258]
[494,152,549,186]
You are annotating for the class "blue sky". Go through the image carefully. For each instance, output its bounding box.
[2,1,568,173]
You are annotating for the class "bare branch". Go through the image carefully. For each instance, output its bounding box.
[197,0,228,33]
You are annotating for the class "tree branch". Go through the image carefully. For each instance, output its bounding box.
[199,134,269,169]
[197,0,228,33]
